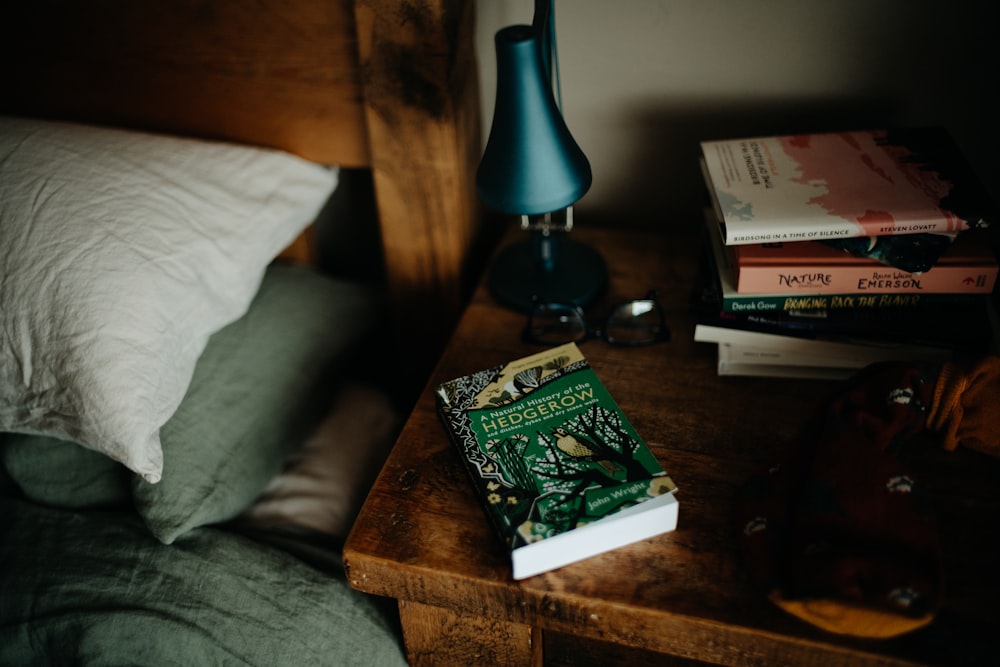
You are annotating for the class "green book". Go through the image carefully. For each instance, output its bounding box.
[436,342,679,580]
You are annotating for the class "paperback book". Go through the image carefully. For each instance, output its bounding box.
[731,229,998,295]
[718,342,865,370]
[694,323,954,369]
[436,342,678,580]
[734,230,992,271]
[715,344,860,381]
[697,304,992,354]
[700,127,996,246]
[699,209,985,313]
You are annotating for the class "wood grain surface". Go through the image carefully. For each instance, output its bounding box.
[345,223,1000,666]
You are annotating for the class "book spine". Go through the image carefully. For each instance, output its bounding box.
[719,291,981,313]
[735,263,997,294]
[721,218,970,246]
[716,357,856,381]
[694,323,952,362]
[719,342,892,369]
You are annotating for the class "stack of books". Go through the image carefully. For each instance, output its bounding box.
[695,127,999,379]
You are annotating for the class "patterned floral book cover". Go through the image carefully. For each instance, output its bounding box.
[435,342,678,580]
[700,127,997,246]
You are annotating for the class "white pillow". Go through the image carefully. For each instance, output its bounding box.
[0,116,338,483]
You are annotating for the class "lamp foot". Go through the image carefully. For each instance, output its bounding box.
[488,237,607,313]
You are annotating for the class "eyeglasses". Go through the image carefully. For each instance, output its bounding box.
[524,291,670,346]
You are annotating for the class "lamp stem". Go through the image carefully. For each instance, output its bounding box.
[521,207,574,273]
[535,227,555,273]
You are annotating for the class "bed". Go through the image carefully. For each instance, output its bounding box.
[0,0,481,664]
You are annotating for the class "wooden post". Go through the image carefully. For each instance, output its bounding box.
[354,0,484,384]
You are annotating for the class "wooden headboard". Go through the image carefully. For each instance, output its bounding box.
[0,0,483,383]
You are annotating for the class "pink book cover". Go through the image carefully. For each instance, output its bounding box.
[701,128,996,245]
[734,242,998,294]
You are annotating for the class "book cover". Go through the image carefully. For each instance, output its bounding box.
[732,228,998,295]
[435,342,678,580]
[700,127,997,246]
[734,253,997,295]
[699,209,985,313]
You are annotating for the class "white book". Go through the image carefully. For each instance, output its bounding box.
[716,358,856,381]
[719,342,881,369]
[694,323,953,366]
[717,344,857,380]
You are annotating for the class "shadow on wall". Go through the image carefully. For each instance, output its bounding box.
[579,96,999,233]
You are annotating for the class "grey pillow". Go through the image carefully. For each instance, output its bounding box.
[1,264,379,543]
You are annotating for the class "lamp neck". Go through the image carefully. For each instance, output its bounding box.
[520,207,574,236]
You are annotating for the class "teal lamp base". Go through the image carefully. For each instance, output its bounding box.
[488,233,607,313]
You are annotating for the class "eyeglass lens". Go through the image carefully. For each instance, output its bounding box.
[527,305,588,344]
[605,299,666,344]
[526,296,668,346]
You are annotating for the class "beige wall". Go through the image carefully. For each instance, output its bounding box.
[477,0,999,228]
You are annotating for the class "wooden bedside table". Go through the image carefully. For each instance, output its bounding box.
[343,224,1000,666]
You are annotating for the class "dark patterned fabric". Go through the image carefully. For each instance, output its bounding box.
[734,362,947,637]
[734,355,1000,637]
